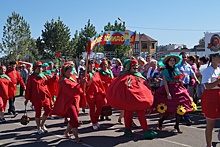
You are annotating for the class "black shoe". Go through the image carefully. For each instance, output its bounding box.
[11,112,18,118]
[82,109,85,113]
[100,116,104,121]
[0,117,6,122]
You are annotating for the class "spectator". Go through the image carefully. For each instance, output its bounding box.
[112,58,123,77]
[19,64,28,96]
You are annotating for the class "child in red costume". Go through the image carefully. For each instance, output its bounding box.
[0,66,14,122]
[99,59,114,121]
[106,59,157,139]
[82,59,105,130]
[6,61,26,117]
[24,62,52,134]
[53,64,82,143]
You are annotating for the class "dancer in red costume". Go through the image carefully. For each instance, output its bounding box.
[107,58,157,139]
[0,66,14,122]
[6,61,26,117]
[24,62,52,134]
[82,59,105,130]
[53,64,82,143]
[99,59,114,121]
[201,53,220,147]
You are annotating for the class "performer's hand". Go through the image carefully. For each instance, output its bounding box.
[167,93,172,100]
[24,100,28,105]
[23,86,26,90]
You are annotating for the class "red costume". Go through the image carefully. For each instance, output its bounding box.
[6,69,25,96]
[53,77,82,128]
[0,75,14,111]
[25,73,52,118]
[83,71,105,124]
[106,59,157,138]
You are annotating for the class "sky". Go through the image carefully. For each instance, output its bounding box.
[1,0,220,49]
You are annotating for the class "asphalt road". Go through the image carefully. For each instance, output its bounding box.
[0,96,220,147]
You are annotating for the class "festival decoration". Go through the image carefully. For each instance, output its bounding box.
[157,103,167,113]
[177,105,186,115]
[87,31,136,54]
[207,34,220,52]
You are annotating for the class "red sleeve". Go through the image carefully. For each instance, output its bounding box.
[17,71,26,88]
[25,75,32,101]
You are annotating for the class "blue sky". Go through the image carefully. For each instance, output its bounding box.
[0,0,220,49]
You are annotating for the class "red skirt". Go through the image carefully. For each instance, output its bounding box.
[106,73,153,111]
[202,89,220,119]
[153,83,195,115]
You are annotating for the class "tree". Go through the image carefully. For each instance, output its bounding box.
[103,20,131,59]
[0,12,31,61]
[36,17,71,59]
[75,19,97,58]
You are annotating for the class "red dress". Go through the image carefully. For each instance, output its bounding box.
[106,72,154,111]
[0,75,14,111]
[53,77,82,117]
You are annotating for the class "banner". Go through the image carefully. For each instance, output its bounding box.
[87,31,136,54]
[205,32,220,55]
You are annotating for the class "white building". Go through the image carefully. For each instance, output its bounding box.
[157,44,184,51]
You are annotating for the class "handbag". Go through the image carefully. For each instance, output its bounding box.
[20,104,30,125]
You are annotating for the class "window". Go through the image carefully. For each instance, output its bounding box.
[142,43,147,49]
[134,43,140,53]
[151,43,155,49]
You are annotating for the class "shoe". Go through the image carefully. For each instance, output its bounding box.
[218,129,220,141]
[75,138,83,144]
[82,109,85,113]
[11,112,18,118]
[144,130,157,139]
[0,117,6,122]
[64,134,72,139]
[37,129,44,134]
[96,123,100,128]
[174,125,183,133]
[42,125,48,133]
[124,129,133,137]
[92,125,99,130]
[118,119,123,125]
[100,116,104,121]
[8,111,13,115]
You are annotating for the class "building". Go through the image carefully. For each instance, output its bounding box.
[133,33,157,56]
[157,44,185,51]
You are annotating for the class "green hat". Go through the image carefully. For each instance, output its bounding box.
[42,63,49,67]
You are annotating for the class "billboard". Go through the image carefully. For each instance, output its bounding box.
[205,32,220,55]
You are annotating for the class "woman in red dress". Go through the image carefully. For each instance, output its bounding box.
[99,59,114,121]
[201,53,220,147]
[107,59,157,139]
[82,59,105,130]
[53,64,82,143]
[25,62,52,134]
[0,66,14,122]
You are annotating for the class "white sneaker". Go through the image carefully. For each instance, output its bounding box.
[37,129,44,134]
[96,123,100,128]
[42,126,48,133]
[92,125,99,130]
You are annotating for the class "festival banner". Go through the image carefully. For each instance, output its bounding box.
[205,32,220,55]
[87,31,136,54]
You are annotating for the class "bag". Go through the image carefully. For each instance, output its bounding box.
[101,106,112,116]
[20,105,30,125]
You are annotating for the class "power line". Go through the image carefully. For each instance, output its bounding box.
[126,26,220,32]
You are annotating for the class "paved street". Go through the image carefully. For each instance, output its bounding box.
[0,96,220,147]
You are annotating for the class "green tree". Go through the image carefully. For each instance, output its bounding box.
[103,20,131,59]
[27,38,41,62]
[36,17,71,59]
[0,12,31,61]
[75,19,97,57]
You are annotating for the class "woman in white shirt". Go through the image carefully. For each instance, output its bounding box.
[201,53,220,147]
